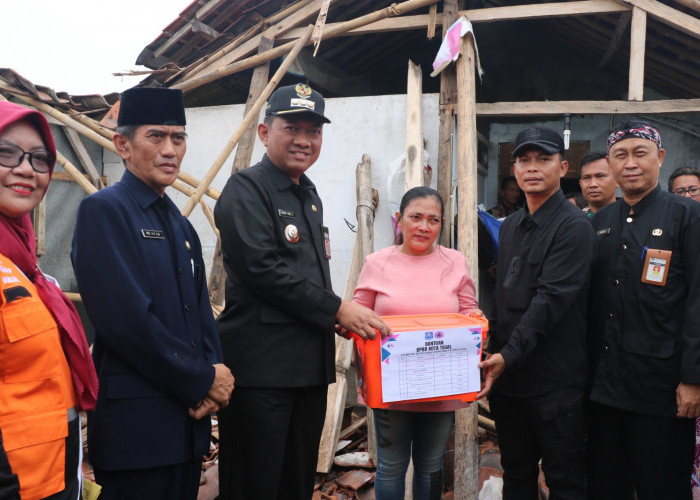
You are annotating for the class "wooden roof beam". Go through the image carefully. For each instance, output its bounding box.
[475,99,700,116]
[628,7,646,101]
[153,0,229,59]
[279,0,631,40]
[614,0,700,39]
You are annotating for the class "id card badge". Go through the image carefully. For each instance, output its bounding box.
[322,226,331,260]
[641,248,671,286]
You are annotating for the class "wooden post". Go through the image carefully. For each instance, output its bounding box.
[180,25,314,217]
[454,30,480,500]
[629,6,647,101]
[209,36,275,306]
[64,127,105,189]
[437,0,459,248]
[317,154,376,473]
[405,59,424,191]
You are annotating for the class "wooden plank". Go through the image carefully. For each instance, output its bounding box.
[597,11,631,69]
[427,3,438,39]
[437,0,459,249]
[51,171,107,185]
[454,33,479,500]
[181,26,314,217]
[671,0,700,14]
[64,127,105,189]
[617,0,700,39]
[405,59,424,191]
[317,154,376,473]
[338,416,367,441]
[280,0,631,40]
[473,98,700,115]
[628,7,646,101]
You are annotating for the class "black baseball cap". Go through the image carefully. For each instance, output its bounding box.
[118,87,186,127]
[265,83,331,124]
[512,126,564,158]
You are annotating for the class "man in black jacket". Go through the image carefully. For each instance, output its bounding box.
[587,121,700,500]
[214,84,388,500]
[479,126,594,499]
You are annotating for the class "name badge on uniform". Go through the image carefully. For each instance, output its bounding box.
[596,228,611,236]
[142,229,165,239]
[641,248,671,286]
[322,225,331,260]
[278,209,295,218]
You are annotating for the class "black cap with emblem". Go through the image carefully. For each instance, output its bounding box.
[265,84,331,124]
[512,126,565,158]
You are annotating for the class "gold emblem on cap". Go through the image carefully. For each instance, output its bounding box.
[285,224,300,243]
[312,204,318,212]
[652,228,663,236]
[295,83,312,98]
[185,240,192,251]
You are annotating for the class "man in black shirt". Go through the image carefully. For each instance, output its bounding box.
[479,127,594,499]
[587,121,700,500]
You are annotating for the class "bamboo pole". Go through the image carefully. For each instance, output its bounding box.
[454,31,480,500]
[437,0,459,248]
[317,154,376,473]
[56,152,99,195]
[180,25,314,217]
[173,0,440,94]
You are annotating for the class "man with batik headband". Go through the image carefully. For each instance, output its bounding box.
[587,120,700,500]
[214,83,389,500]
[71,87,233,499]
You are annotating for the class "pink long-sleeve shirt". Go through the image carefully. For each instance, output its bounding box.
[353,245,478,411]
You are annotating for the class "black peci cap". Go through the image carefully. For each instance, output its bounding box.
[512,126,564,158]
[117,87,186,127]
[265,83,330,124]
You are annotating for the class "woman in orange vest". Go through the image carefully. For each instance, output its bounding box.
[0,100,98,499]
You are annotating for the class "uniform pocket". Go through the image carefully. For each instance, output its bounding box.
[0,407,67,452]
[622,331,676,359]
[0,298,63,383]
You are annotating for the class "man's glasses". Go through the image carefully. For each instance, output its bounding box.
[673,186,700,197]
[0,143,54,173]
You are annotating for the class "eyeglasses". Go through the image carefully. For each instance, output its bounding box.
[673,186,700,197]
[0,143,54,173]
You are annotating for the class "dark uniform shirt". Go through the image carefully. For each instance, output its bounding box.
[71,169,221,470]
[589,186,700,417]
[489,190,595,399]
[214,154,341,388]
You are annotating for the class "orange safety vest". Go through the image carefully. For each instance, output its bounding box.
[0,252,76,500]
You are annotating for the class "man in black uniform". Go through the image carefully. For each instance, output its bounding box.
[479,127,594,499]
[587,121,700,500]
[214,84,389,500]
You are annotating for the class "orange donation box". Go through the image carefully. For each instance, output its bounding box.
[353,313,488,409]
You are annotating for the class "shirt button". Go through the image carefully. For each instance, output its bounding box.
[608,313,614,319]
[184,305,190,312]
[621,244,627,250]
[191,341,197,348]
[626,217,633,223]
[613,279,620,286]
[178,267,184,275]
[603,345,610,352]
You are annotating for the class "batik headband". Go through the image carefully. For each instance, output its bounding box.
[607,124,661,150]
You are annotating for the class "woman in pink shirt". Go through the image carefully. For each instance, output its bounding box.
[353,186,479,500]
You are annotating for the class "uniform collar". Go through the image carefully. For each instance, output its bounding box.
[620,184,660,215]
[260,154,317,194]
[120,169,177,212]
[519,189,566,227]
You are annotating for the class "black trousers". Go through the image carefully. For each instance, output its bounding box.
[45,415,81,500]
[0,426,19,500]
[587,401,695,500]
[94,459,201,500]
[489,391,586,500]
[218,385,328,500]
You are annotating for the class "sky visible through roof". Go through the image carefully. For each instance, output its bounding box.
[1,0,190,95]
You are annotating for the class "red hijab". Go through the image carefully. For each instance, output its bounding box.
[0,101,98,411]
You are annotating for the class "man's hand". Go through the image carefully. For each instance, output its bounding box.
[336,300,390,340]
[477,353,506,399]
[207,363,234,406]
[189,397,220,420]
[676,383,700,418]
